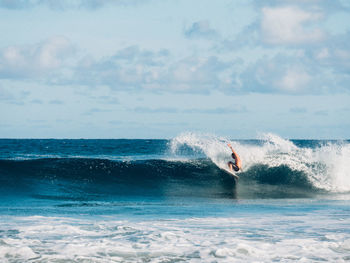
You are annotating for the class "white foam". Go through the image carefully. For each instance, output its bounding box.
[1,213,350,262]
[170,132,350,192]
[170,132,234,172]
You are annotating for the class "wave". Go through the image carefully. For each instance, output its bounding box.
[1,133,349,200]
[170,132,350,193]
[0,158,334,201]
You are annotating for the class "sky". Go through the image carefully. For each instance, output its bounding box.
[0,0,350,139]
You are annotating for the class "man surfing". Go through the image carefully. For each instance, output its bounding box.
[227,143,242,172]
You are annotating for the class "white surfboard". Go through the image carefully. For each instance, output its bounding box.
[222,168,239,180]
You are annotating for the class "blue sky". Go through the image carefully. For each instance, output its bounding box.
[0,0,349,139]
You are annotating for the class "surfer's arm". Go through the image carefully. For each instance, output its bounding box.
[227,143,242,169]
[227,143,236,155]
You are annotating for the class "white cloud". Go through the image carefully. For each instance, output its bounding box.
[308,32,350,73]
[164,56,233,93]
[38,37,72,68]
[220,3,330,50]
[238,54,331,94]
[277,68,311,92]
[220,1,350,94]
[261,6,326,44]
[0,36,75,79]
[73,46,237,94]
[315,48,330,60]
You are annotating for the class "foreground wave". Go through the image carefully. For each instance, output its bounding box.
[0,157,326,200]
[1,133,349,200]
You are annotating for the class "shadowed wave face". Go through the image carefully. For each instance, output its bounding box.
[0,157,321,202]
[0,158,235,201]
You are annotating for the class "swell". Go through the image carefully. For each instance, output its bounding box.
[0,157,321,200]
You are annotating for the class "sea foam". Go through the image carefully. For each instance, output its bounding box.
[1,212,349,262]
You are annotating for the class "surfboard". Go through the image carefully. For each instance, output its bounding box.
[222,168,239,180]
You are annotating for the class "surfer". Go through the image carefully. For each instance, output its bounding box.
[227,143,242,172]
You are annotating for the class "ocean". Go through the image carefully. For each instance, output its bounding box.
[0,132,350,262]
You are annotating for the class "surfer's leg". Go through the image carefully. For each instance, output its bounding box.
[228,161,234,171]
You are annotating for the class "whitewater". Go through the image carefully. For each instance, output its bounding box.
[0,133,350,262]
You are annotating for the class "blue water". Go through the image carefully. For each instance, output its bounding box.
[1,134,350,262]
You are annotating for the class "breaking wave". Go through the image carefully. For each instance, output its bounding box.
[170,132,350,193]
[0,133,349,200]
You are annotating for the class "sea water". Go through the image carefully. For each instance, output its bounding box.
[0,133,350,262]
